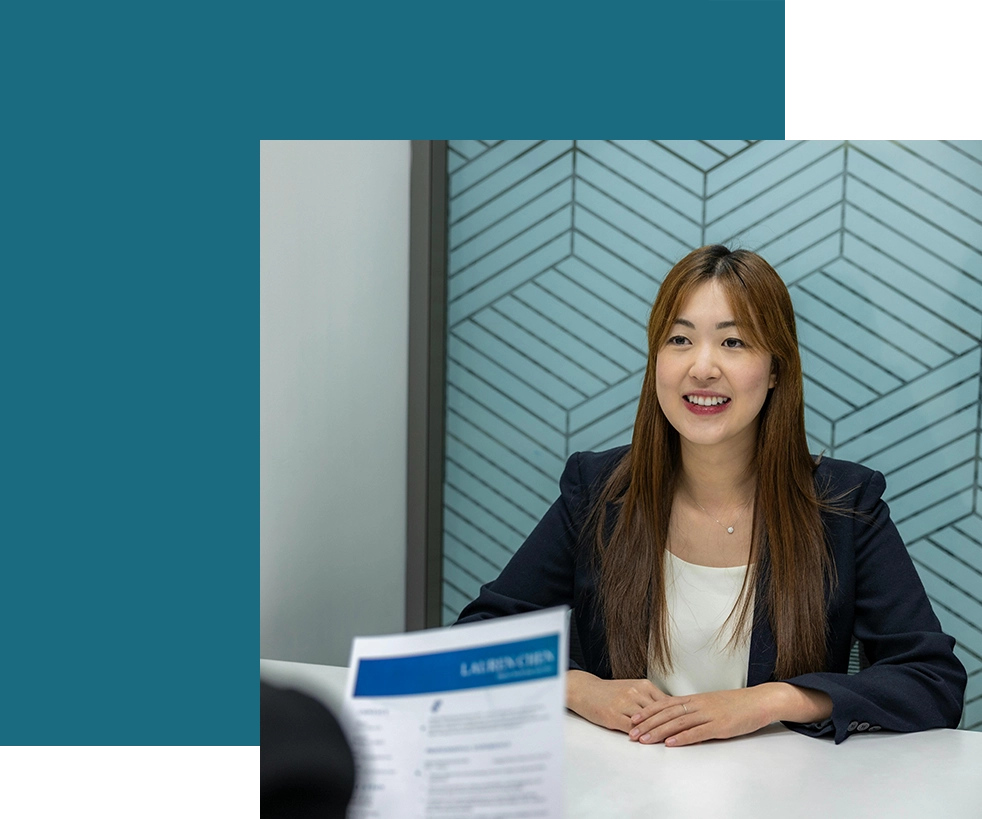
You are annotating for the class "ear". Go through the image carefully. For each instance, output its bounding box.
[768,367,777,389]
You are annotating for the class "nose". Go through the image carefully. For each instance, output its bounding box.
[688,343,721,382]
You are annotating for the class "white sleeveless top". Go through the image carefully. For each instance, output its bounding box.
[647,550,753,696]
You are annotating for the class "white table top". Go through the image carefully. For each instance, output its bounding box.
[261,659,982,818]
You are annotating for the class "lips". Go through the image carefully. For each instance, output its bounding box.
[683,394,731,415]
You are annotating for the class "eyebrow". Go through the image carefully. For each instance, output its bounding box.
[673,318,739,330]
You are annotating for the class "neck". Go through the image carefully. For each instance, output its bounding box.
[678,436,757,510]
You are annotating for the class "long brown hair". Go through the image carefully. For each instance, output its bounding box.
[593,245,833,681]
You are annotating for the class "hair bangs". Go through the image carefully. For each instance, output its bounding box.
[649,256,769,355]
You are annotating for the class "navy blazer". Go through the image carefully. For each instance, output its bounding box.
[456,446,967,743]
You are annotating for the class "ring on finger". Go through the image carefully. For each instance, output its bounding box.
[681,703,688,715]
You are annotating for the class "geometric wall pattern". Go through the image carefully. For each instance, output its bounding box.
[440,140,982,730]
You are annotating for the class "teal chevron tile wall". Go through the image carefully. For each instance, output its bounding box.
[440,140,982,730]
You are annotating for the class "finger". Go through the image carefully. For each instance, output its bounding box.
[631,703,689,741]
[637,718,681,744]
[630,715,672,741]
[630,703,660,724]
[609,711,641,735]
[638,680,668,699]
[664,725,711,747]
[625,683,667,715]
[630,696,681,724]
[643,708,706,744]
[621,698,654,722]
[630,708,677,738]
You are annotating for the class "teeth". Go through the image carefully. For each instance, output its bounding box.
[686,395,730,407]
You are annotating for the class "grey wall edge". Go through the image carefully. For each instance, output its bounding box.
[406,141,448,631]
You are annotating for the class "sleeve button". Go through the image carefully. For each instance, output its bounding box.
[847,721,858,731]
[869,725,881,732]
[857,722,870,731]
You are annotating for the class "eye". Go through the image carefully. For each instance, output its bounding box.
[722,337,745,349]
[666,335,690,346]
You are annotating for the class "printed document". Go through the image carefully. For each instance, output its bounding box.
[342,607,568,819]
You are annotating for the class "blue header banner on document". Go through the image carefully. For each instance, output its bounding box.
[354,634,560,697]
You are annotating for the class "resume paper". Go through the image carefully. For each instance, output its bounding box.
[342,607,569,819]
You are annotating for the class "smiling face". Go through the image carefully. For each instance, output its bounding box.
[655,280,777,457]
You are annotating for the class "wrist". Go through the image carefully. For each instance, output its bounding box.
[566,670,592,713]
[761,682,794,723]
[764,682,832,724]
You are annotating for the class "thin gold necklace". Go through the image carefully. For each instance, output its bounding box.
[686,490,751,535]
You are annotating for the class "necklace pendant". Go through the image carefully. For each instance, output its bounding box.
[726,526,734,534]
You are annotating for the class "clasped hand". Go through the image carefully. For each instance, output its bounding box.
[566,671,780,747]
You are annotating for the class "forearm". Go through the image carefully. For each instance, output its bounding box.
[762,682,833,724]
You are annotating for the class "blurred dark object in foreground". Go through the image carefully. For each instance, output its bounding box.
[261,681,355,818]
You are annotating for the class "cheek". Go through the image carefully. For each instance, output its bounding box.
[745,367,773,400]
[654,358,677,401]
[748,357,774,393]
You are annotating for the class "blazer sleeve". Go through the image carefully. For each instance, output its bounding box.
[781,469,967,743]
[454,452,591,668]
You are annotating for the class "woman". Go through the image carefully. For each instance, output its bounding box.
[455,245,966,745]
